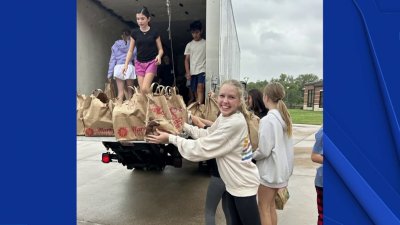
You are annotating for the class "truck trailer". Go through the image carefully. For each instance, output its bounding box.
[77,0,241,170]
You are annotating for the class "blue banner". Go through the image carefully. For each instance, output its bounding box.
[325,0,400,224]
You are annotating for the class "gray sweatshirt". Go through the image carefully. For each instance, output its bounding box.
[252,109,294,188]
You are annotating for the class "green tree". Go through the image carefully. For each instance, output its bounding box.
[295,74,320,87]
[246,80,268,92]
[242,73,321,109]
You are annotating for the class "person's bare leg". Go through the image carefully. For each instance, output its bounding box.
[258,185,269,225]
[197,83,205,104]
[126,79,134,99]
[116,78,125,103]
[188,88,194,104]
[258,185,278,225]
[140,73,156,94]
[270,195,277,225]
[193,89,198,104]
[137,76,144,93]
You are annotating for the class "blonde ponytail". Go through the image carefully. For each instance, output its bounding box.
[277,100,293,137]
[264,82,293,137]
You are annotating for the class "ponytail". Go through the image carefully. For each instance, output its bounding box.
[277,99,293,137]
[264,82,293,137]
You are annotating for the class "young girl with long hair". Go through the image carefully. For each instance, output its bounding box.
[123,6,163,94]
[247,88,269,118]
[107,29,136,102]
[253,82,294,225]
[147,79,261,225]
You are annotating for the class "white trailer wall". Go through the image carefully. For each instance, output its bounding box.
[206,0,240,93]
[77,0,131,94]
[219,0,240,82]
[206,0,220,93]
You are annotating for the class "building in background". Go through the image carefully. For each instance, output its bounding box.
[303,80,323,111]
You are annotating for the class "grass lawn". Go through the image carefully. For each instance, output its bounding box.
[288,109,323,125]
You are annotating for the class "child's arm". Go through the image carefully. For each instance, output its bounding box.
[191,115,206,128]
[184,54,190,80]
[311,127,323,164]
[199,117,213,127]
[191,115,214,128]
[107,44,117,80]
[311,153,323,164]
[183,123,210,139]
[155,36,163,65]
[123,37,135,74]
[132,47,137,64]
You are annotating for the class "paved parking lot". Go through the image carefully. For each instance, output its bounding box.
[77,124,321,225]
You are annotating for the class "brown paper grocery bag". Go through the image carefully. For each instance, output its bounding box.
[245,112,260,150]
[187,102,206,119]
[204,95,219,122]
[112,86,148,141]
[82,90,114,137]
[275,187,290,210]
[165,86,187,133]
[145,119,179,136]
[145,84,178,135]
[77,94,86,136]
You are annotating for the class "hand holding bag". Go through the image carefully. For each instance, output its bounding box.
[275,187,290,210]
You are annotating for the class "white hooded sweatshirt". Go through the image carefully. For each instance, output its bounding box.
[253,109,294,188]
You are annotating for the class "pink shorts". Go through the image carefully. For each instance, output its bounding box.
[135,59,158,77]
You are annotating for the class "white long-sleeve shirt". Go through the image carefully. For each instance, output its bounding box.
[169,112,260,197]
[253,109,294,188]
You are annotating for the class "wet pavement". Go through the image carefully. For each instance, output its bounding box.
[77,124,322,225]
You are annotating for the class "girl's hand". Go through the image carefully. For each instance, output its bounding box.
[122,64,128,76]
[155,55,162,65]
[199,117,214,127]
[191,115,205,128]
[146,129,170,144]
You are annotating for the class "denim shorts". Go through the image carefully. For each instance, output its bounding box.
[190,72,206,92]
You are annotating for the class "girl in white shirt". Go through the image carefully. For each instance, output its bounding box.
[147,79,261,225]
[253,82,294,225]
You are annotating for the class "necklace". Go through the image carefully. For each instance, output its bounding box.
[140,26,150,34]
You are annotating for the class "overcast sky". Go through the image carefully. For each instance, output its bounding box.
[231,0,323,82]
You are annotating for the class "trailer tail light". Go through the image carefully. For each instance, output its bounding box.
[102,153,111,163]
